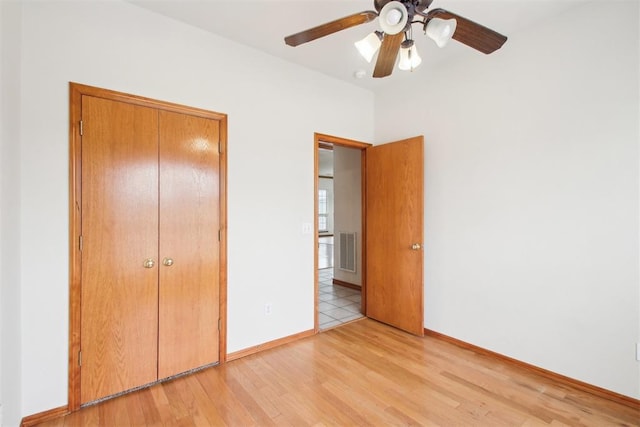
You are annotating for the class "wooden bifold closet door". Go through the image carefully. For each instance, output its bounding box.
[157,110,220,379]
[79,94,220,404]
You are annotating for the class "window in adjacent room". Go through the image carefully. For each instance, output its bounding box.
[318,189,328,232]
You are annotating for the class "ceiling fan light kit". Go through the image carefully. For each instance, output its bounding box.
[355,31,384,63]
[424,17,457,48]
[398,39,422,71]
[379,1,409,35]
[284,0,507,79]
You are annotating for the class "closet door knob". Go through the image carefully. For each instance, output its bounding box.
[143,258,155,268]
[163,257,174,267]
[411,243,422,250]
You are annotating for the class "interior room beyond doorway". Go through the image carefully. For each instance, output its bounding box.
[317,143,364,330]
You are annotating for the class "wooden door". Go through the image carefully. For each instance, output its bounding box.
[80,96,160,403]
[365,136,424,336]
[70,83,227,409]
[158,111,220,379]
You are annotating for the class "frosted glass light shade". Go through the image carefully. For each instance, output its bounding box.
[355,32,382,63]
[425,18,457,48]
[379,1,408,35]
[398,42,422,71]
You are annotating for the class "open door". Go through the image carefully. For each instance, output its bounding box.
[365,136,424,336]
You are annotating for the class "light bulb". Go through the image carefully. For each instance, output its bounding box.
[425,18,457,48]
[398,40,422,71]
[379,1,408,35]
[386,9,402,25]
[354,32,382,63]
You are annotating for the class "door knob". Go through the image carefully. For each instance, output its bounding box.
[163,257,174,267]
[411,243,422,250]
[143,258,155,268]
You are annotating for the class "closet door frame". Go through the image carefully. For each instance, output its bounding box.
[68,82,228,411]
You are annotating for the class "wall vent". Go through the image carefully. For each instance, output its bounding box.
[338,232,356,273]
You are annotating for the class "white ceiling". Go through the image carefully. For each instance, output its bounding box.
[128,0,583,91]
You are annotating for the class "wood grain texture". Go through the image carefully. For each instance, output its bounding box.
[428,8,508,54]
[158,111,220,379]
[366,136,424,336]
[68,83,83,411]
[373,32,404,78]
[80,95,160,404]
[425,328,640,411]
[69,83,229,410]
[226,329,315,362]
[69,83,227,121]
[315,132,372,149]
[284,11,378,47]
[34,319,640,426]
[332,278,361,290]
[20,406,68,427]
[217,115,229,365]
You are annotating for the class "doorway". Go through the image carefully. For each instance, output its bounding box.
[314,133,425,336]
[314,134,370,331]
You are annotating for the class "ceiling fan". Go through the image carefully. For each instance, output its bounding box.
[284,0,507,78]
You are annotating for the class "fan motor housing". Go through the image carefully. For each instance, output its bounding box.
[374,0,434,13]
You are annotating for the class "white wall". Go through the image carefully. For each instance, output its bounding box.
[10,0,373,418]
[333,146,363,286]
[376,0,639,398]
[5,0,638,421]
[0,1,23,425]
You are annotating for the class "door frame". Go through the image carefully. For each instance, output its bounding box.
[68,82,228,411]
[314,133,371,332]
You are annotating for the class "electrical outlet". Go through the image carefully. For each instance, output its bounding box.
[302,223,313,234]
[264,303,272,316]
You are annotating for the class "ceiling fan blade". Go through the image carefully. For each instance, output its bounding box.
[285,11,378,47]
[428,8,507,54]
[373,32,404,78]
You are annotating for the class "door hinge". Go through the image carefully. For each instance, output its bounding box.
[79,120,83,136]
[218,143,222,154]
[78,351,82,367]
[79,235,83,252]
[218,318,221,331]
[218,230,221,241]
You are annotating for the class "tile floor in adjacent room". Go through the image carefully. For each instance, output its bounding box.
[318,268,363,330]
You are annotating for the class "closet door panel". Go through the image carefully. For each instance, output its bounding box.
[80,96,159,403]
[158,111,220,379]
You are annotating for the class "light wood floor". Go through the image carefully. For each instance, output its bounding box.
[38,319,638,426]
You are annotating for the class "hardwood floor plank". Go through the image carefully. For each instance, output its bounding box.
[148,379,175,425]
[123,389,149,426]
[160,379,197,426]
[34,318,639,426]
[134,388,162,426]
[180,374,230,426]
[250,357,327,425]
[308,331,474,425]
[98,392,131,426]
[62,402,98,426]
[325,330,477,424]
[216,363,279,426]
[195,366,257,425]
